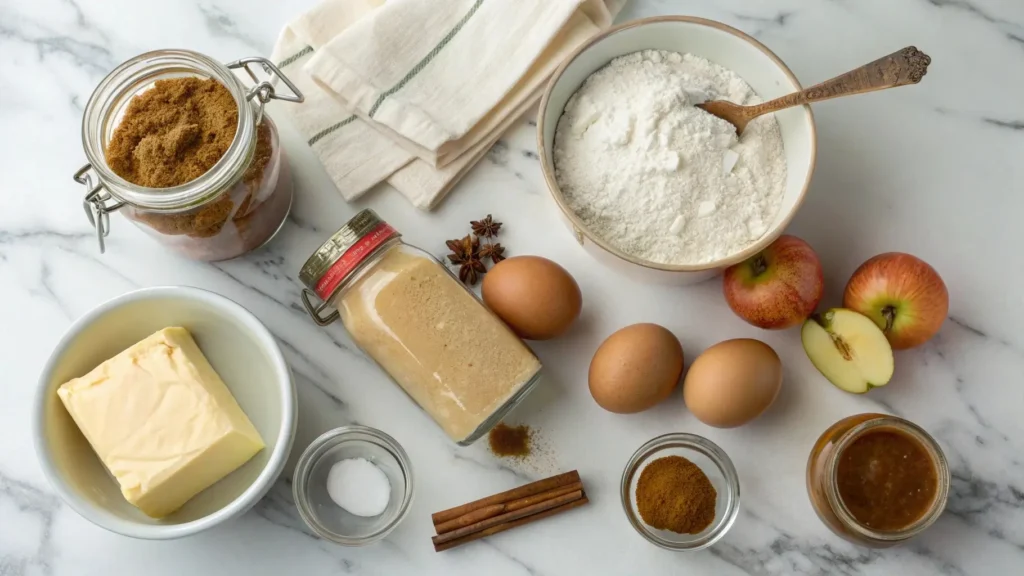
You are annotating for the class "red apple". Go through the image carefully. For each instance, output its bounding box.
[843,252,948,349]
[723,235,824,329]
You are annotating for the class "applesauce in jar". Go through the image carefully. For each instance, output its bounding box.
[299,210,542,445]
[807,413,949,547]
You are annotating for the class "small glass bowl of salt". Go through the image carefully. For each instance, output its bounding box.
[293,425,414,545]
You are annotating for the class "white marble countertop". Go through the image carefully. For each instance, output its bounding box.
[3,0,1024,574]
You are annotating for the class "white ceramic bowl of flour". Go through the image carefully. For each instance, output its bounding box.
[538,16,816,285]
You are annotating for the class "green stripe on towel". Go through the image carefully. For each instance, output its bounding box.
[278,46,313,69]
[309,115,358,146]
[367,0,485,118]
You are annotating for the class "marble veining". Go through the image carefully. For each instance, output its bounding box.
[2,0,1023,574]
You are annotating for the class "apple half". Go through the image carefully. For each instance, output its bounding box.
[801,308,894,393]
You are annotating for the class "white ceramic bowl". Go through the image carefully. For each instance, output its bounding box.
[33,286,296,539]
[538,16,817,284]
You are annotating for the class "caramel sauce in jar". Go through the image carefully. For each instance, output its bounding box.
[807,414,949,547]
[837,428,938,531]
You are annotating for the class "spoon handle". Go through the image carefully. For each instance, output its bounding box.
[746,46,931,117]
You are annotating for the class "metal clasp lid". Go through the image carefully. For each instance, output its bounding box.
[226,57,304,125]
[74,163,125,253]
[297,210,400,328]
[300,289,340,326]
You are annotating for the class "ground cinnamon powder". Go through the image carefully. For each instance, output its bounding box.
[488,423,531,458]
[106,77,238,188]
[635,455,716,534]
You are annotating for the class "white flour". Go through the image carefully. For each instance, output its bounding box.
[553,50,787,265]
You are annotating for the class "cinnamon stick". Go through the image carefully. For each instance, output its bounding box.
[433,496,589,552]
[434,481,584,534]
[432,490,584,546]
[431,470,580,527]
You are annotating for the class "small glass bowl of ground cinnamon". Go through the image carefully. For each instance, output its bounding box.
[620,433,740,551]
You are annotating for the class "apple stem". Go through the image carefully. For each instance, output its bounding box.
[882,305,897,333]
[752,254,768,277]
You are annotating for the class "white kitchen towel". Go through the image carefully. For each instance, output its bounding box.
[271,0,627,209]
[271,0,411,202]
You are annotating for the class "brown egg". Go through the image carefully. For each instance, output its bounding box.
[482,256,582,340]
[683,338,782,428]
[588,323,684,414]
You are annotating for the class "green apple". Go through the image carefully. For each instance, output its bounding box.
[801,308,894,393]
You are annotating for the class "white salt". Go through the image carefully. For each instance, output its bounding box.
[326,458,391,517]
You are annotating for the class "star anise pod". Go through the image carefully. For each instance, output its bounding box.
[470,214,502,238]
[446,234,486,285]
[479,242,506,264]
[445,234,478,265]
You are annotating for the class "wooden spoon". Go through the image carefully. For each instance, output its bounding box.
[698,46,931,134]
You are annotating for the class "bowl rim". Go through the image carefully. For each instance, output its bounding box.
[537,15,818,272]
[32,285,297,540]
[291,425,415,546]
[620,432,741,551]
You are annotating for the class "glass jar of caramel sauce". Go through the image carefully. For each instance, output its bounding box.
[807,413,950,547]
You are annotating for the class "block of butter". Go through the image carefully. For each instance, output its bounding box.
[57,327,265,518]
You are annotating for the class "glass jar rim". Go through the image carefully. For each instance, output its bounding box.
[824,415,950,542]
[81,49,256,211]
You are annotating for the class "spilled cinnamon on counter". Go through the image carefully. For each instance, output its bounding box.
[488,423,531,457]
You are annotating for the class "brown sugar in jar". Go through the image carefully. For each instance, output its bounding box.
[76,50,303,261]
[105,77,239,189]
[807,414,950,547]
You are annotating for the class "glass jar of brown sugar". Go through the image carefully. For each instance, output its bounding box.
[74,49,303,261]
[807,413,950,547]
[299,210,543,445]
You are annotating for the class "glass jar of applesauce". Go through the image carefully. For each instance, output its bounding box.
[299,210,543,445]
[807,413,950,547]
[74,49,303,261]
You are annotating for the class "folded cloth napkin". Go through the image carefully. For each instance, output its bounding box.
[271,0,627,209]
